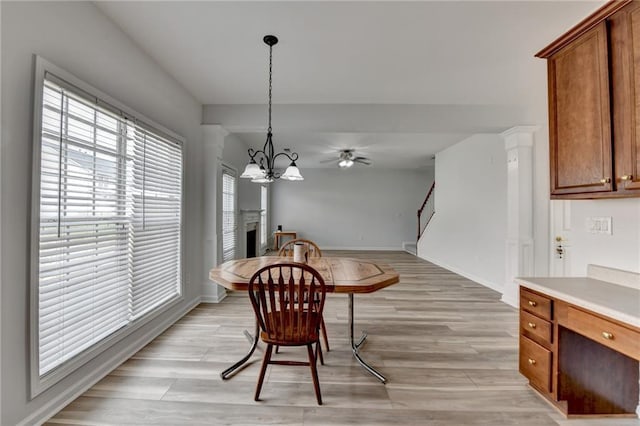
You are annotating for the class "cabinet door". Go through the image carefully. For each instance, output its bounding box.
[548,22,613,197]
[611,2,640,193]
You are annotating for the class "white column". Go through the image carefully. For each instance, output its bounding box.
[0,3,3,417]
[202,125,228,303]
[501,126,537,307]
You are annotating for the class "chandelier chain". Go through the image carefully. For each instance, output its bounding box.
[268,43,273,133]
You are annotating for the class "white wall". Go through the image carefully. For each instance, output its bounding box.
[1,2,204,425]
[0,3,3,421]
[568,198,640,275]
[419,134,507,293]
[419,132,640,295]
[271,168,433,249]
[531,127,551,277]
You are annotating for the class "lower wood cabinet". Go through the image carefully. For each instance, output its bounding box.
[520,306,553,347]
[519,335,552,393]
[519,286,640,417]
[519,288,552,320]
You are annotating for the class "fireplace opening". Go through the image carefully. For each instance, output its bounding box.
[247,229,257,258]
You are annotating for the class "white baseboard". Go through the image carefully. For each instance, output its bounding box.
[201,292,227,303]
[321,246,403,251]
[20,297,202,426]
[420,254,506,296]
[402,241,417,255]
[500,293,519,308]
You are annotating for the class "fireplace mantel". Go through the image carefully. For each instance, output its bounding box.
[240,209,263,223]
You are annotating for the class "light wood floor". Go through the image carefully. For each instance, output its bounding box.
[46,251,639,425]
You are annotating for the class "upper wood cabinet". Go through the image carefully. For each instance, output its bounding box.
[547,23,612,196]
[610,1,640,194]
[537,0,640,199]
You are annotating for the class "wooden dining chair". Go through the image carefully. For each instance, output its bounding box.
[248,263,326,405]
[277,238,329,352]
[278,238,322,258]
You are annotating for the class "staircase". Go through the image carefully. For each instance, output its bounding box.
[417,182,435,245]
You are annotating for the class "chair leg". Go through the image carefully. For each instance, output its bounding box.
[320,317,330,352]
[255,343,273,401]
[307,343,322,405]
[315,339,324,366]
[314,299,329,352]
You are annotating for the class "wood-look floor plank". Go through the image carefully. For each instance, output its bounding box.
[386,387,551,412]
[46,250,638,426]
[82,376,175,401]
[46,396,305,425]
[303,407,559,426]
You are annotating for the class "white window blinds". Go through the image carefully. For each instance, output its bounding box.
[221,169,237,262]
[38,79,130,376]
[36,74,183,377]
[260,185,268,247]
[128,126,183,319]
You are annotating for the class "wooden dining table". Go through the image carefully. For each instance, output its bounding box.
[209,256,400,383]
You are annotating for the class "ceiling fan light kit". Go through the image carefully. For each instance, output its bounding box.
[331,149,371,169]
[240,35,303,183]
[338,158,354,168]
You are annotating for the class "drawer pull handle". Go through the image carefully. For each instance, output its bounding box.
[600,177,611,184]
[528,322,536,329]
[528,300,537,307]
[602,331,614,340]
[621,174,633,181]
[528,358,536,365]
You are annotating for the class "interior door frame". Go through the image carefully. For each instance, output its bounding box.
[550,199,572,276]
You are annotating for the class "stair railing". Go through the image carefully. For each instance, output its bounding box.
[417,182,435,241]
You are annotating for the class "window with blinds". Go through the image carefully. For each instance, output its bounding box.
[33,69,183,383]
[260,185,268,247]
[221,168,237,262]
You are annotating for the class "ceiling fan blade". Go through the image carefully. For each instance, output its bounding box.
[353,157,372,165]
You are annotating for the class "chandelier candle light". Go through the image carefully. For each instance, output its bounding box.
[241,35,303,183]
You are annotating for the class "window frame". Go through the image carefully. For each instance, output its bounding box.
[29,56,186,397]
[260,185,268,251]
[220,164,238,263]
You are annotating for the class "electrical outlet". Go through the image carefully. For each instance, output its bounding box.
[586,217,612,235]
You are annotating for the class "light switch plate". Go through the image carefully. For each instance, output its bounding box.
[586,216,612,235]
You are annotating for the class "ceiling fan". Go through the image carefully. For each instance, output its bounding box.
[322,149,372,168]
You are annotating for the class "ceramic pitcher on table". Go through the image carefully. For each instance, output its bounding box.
[293,242,308,263]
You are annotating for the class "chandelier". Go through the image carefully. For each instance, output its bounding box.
[240,35,303,183]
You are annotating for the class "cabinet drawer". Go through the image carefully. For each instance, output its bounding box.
[519,335,552,393]
[520,288,552,321]
[566,306,640,361]
[520,309,553,347]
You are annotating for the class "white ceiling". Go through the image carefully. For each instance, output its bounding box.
[96,1,603,169]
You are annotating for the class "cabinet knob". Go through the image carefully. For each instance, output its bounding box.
[528,358,536,365]
[602,331,614,340]
[600,177,611,184]
[621,175,633,181]
[528,300,537,307]
[528,322,536,329]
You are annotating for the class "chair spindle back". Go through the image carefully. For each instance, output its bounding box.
[248,263,326,344]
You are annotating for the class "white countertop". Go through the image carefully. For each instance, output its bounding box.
[516,276,640,329]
